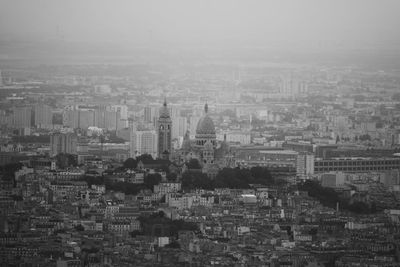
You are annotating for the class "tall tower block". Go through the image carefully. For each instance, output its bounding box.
[157,99,172,159]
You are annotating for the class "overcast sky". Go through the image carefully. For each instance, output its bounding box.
[0,0,399,49]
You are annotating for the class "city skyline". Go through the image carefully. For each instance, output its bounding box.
[1,1,400,266]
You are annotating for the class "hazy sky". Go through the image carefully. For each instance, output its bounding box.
[0,0,399,48]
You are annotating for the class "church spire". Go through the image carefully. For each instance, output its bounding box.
[159,98,170,119]
[204,103,208,113]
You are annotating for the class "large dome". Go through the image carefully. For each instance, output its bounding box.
[196,116,216,135]
[196,104,215,135]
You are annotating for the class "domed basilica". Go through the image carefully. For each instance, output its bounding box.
[177,103,231,178]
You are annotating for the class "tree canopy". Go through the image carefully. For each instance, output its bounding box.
[182,166,274,190]
[359,134,371,141]
[123,158,137,169]
[136,154,154,162]
[182,172,213,190]
[55,153,77,169]
[105,181,146,195]
[136,211,198,237]
[299,180,379,214]
[144,173,162,191]
[186,158,202,169]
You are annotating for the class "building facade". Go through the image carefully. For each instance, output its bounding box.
[34,104,53,129]
[130,130,158,159]
[50,133,78,156]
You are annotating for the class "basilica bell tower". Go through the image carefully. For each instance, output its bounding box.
[157,99,172,159]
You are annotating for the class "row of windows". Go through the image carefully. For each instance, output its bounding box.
[315,166,398,172]
[196,140,216,146]
[315,160,400,167]
[159,124,171,130]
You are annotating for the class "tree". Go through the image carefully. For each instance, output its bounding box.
[123,158,137,169]
[298,180,379,214]
[359,134,371,141]
[250,167,273,185]
[181,172,213,190]
[137,212,198,237]
[166,172,177,182]
[144,173,162,191]
[160,164,170,174]
[165,241,180,249]
[130,230,142,237]
[105,181,146,194]
[82,176,104,186]
[56,153,77,169]
[2,162,23,176]
[214,168,250,189]
[181,167,275,190]
[136,154,153,162]
[186,159,201,169]
[75,224,85,231]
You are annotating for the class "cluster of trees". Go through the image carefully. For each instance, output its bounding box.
[299,180,378,214]
[182,166,275,190]
[82,172,162,194]
[55,153,77,169]
[185,159,202,169]
[105,182,146,195]
[1,162,23,176]
[122,154,154,169]
[298,180,339,209]
[124,155,174,181]
[182,172,213,190]
[1,162,23,183]
[143,173,162,190]
[133,211,198,238]
[83,154,177,195]
[81,176,104,187]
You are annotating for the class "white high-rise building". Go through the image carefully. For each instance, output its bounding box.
[189,116,201,139]
[130,129,158,159]
[109,105,128,120]
[296,153,315,178]
[34,104,53,129]
[172,116,188,139]
[280,75,308,97]
[50,132,78,156]
[12,107,32,128]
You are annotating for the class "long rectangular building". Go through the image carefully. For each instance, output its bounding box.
[314,157,400,173]
[233,146,298,171]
